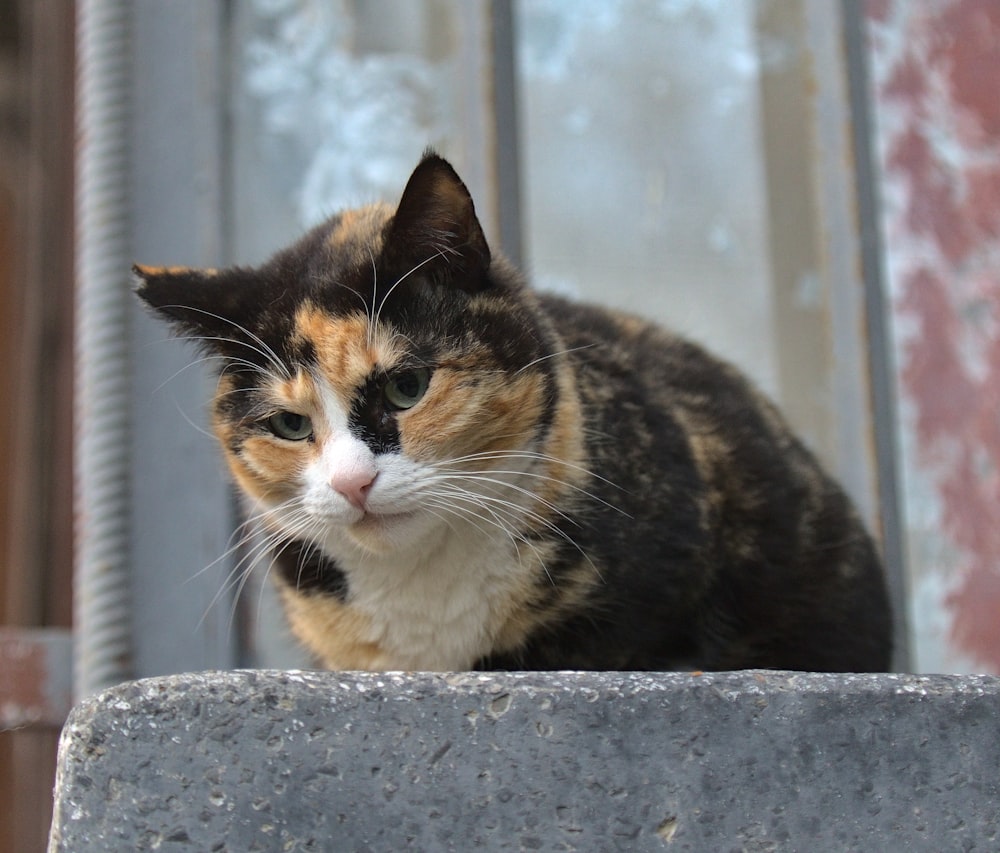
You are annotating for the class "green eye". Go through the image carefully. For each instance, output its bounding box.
[383,368,430,411]
[267,411,313,441]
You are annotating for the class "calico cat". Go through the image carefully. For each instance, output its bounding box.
[136,151,892,672]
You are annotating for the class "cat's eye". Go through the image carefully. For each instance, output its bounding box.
[267,411,313,441]
[383,368,430,411]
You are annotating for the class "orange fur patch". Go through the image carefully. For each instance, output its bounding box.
[272,370,321,418]
[533,358,588,516]
[402,364,546,462]
[292,306,404,404]
[277,581,390,669]
[241,434,312,482]
[134,263,219,277]
[223,440,303,506]
[211,370,318,504]
[326,203,392,256]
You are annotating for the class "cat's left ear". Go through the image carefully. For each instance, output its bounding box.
[133,264,246,342]
[384,152,492,292]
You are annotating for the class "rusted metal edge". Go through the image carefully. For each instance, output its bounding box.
[0,627,73,730]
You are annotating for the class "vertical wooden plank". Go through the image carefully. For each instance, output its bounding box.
[454,0,498,243]
[454,1,522,265]
[0,65,21,851]
[0,169,21,853]
[2,732,60,853]
[841,0,910,671]
[41,0,75,634]
[802,0,882,526]
[129,0,238,678]
[755,1,887,540]
[755,0,837,479]
[0,1,75,850]
[488,0,523,268]
[0,115,15,648]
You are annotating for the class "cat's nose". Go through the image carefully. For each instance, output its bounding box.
[331,467,377,510]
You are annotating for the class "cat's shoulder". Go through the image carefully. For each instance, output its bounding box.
[536,291,717,369]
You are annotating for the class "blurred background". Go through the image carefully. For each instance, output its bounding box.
[2,0,999,848]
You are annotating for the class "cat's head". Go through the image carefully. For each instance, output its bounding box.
[136,152,576,557]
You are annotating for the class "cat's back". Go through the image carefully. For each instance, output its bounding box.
[526,292,892,672]
[537,291,788,457]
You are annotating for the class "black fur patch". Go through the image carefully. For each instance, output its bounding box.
[272,538,349,601]
[348,371,403,454]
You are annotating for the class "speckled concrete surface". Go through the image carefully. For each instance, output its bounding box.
[48,670,1000,851]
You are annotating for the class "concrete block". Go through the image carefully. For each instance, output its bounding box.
[49,670,1000,851]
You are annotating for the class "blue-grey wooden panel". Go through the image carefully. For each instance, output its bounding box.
[128,0,239,677]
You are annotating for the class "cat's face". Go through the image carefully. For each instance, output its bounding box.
[208,290,555,557]
[136,154,571,558]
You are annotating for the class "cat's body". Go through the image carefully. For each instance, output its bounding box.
[137,152,892,672]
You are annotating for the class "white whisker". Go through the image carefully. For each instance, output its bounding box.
[157,303,291,379]
[430,465,628,518]
[366,248,378,350]
[372,248,450,333]
[440,448,627,494]
[514,343,598,375]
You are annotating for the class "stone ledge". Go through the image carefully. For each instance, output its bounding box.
[48,670,1000,851]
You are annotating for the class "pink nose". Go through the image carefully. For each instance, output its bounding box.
[331,468,376,510]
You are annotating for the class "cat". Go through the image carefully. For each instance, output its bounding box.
[135,150,892,672]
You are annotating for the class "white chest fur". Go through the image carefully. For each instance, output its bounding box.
[349,520,524,669]
[261,376,561,670]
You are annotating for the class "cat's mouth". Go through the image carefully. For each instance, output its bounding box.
[346,508,423,551]
[352,508,417,529]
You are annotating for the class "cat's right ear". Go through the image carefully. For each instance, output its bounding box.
[384,152,492,293]
[133,263,244,342]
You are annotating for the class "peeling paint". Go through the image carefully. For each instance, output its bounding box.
[0,628,73,727]
[867,0,1000,672]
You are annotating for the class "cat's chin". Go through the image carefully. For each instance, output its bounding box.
[343,508,431,554]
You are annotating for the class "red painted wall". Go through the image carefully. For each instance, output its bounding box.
[867,0,1000,672]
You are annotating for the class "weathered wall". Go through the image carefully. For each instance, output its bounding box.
[866,0,1000,673]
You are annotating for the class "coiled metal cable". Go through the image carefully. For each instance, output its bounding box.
[73,0,134,699]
